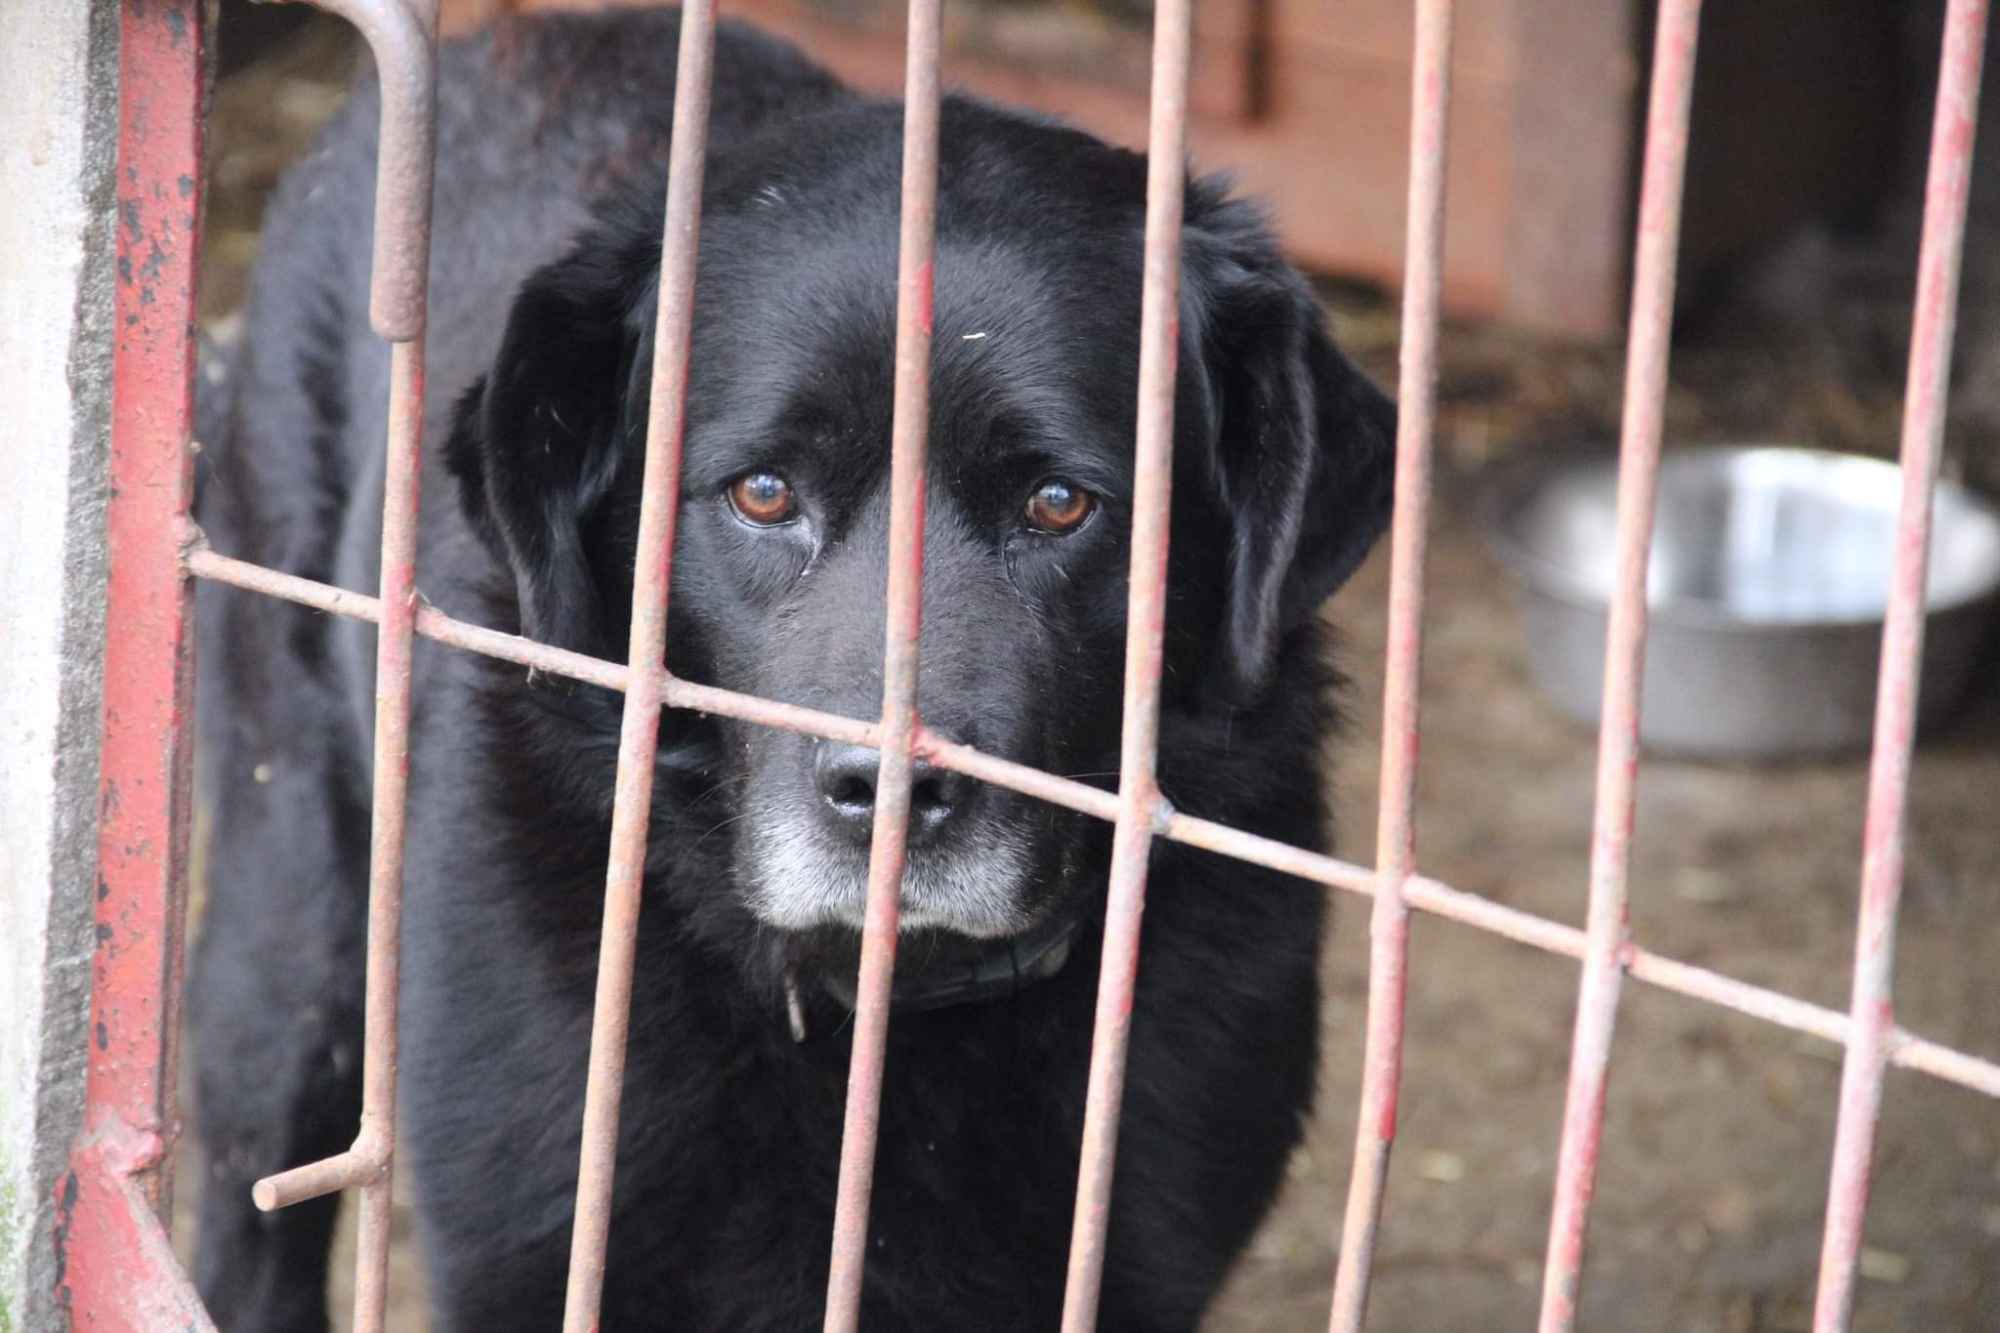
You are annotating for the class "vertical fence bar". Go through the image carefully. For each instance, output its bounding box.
[1325,2,1454,1327]
[1056,0,1193,1325]
[247,22,441,1323]
[240,4,437,1329]
[1536,3,1702,1328]
[349,331,427,1333]
[1812,3,1989,1328]
[92,0,205,1219]
[820,0,943,1325]
[343,1,437,1323]
[56,2,216,1327]
[558,3,717,1327]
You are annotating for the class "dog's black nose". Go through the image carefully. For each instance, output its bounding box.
[814,742,970,845]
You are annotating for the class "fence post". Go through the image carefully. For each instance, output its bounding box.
[0,1,121,1327]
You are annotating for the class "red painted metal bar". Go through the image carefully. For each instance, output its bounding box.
[556,3,717,1327]
[185,542,2000,1102]
[820,0,943,1324]
[1813,3,1990,1328]
[91,0,205,1224]
[63,1132,217,1332]
[1326,2,1453,1326]
[1057,0,1194,1324]
[1537,2,1702,1328]
[244,5,436,1332]
[63,2,213,1326]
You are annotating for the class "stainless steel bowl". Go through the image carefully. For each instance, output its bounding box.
[1486,446,2000,759]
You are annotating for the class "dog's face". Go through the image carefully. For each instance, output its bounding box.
[447,101,1393,948]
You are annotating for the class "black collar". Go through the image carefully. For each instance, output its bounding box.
[783,914,1081,1042]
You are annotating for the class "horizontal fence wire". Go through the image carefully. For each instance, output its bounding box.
[185,539,2000,1108]
[1537,1,1703,1328]
[1813,1,1991,1329]
[1326,0,1453,1327]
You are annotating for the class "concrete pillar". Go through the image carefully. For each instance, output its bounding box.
[0,2,121,1328]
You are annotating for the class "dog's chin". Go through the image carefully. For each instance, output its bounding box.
[740,818,1042,941]
[744,872,1033,941]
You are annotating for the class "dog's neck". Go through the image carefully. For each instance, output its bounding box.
[782,913,1081,1042]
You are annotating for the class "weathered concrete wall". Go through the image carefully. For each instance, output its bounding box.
[0,1,121,1328]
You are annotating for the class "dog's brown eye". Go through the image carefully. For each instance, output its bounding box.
[1024,479,1095,534]
[729,471,797,526]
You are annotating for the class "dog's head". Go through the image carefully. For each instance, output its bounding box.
[446,99,1393,950]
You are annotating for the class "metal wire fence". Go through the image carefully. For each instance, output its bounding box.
[69,0,1998,1329]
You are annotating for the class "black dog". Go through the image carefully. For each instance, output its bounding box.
[190,9,1393,1330]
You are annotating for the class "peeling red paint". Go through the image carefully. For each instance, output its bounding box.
[63,1120,213,1330]
[65,0,207,1326]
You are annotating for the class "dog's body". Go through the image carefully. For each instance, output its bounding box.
[190,11,1392,1330]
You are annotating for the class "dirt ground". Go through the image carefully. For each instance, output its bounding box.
[175,13,2000,1330]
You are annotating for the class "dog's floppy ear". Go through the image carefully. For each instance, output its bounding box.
[444,218,658,655]
[1183,187,1396,701]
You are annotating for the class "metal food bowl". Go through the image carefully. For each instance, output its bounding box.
[1486,446,2000,759]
